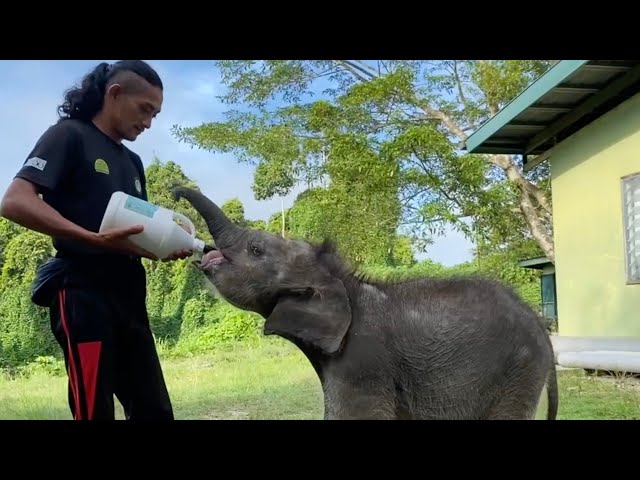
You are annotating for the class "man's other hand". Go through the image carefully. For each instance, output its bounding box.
[161,249,193,262]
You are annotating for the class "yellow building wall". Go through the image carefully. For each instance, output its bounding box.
[550,91,640,337]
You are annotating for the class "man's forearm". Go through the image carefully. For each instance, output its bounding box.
[0,178,96,244]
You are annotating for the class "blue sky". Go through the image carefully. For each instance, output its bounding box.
[0,60,474,266]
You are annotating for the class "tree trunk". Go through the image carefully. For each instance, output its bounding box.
[492,154,555,263]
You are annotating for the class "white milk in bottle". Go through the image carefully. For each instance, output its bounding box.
[99,191,206,259]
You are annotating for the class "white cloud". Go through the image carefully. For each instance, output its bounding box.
[0,60,473,266]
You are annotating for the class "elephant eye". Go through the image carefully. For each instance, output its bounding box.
[249,243,263,256]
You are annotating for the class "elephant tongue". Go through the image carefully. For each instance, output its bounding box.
[201,249,225,267]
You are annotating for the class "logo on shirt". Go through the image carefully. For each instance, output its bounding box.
[94,158,109,175]
[25,156,47,171]
[134,178,142,194]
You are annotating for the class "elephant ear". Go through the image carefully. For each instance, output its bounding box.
[264,279,352,355]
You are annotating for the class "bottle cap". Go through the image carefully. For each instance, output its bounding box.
[193,238,205,252]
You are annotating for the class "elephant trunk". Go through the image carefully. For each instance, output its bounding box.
[171,186,240,249]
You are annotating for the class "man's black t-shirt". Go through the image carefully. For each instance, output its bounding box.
[15,118,148,259]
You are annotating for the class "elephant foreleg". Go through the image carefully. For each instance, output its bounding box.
[322,384,398,420]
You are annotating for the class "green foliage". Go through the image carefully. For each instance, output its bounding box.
[390,236,417,266]
[363,253,542,311]
[7,355,66,379]
[0,218,25,269]
[0,230,57,368]
[144,259,206,341]
[286,183,401,266]
[221,198,246,225]
[180,290,214,336]
[169,302,263,357]
[172,60,556,261]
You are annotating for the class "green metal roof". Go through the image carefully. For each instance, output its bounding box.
[518,256,553,270]
[464,60,640,169]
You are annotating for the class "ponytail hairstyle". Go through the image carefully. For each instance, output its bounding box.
[56,60,163,122]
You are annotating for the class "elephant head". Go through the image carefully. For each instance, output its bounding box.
[172,186,352,355]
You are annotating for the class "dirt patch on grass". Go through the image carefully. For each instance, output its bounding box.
[591,372,640,393]
[204,409,250,420]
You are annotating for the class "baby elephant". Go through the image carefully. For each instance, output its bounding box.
[173,186,558,420]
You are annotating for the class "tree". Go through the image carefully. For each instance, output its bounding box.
[172,60,557,263]
[221,198,246,225]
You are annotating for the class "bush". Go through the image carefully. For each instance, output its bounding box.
[0,231,59,369]
[168,302,263,357]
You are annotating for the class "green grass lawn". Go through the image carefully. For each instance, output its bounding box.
[1,339,638,420]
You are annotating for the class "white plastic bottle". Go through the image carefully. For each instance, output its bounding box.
[99,191,206,259]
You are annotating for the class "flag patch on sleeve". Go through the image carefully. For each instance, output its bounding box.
[25,157,47,171]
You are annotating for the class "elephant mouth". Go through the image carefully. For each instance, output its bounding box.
[200,249,228,270]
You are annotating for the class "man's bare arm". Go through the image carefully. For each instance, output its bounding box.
[0,178,157,259]
[1,178,97,242]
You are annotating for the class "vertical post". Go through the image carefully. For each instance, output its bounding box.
[281,197,285,238]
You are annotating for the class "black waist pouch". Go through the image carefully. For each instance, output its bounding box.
[32,253,146,307]
[31,257,69,307]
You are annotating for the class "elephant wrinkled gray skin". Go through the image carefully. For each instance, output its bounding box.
[172,186,558,420]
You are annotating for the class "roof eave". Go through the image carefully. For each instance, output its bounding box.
[462,60,640,169]
[464,60,590,154]
[518,256,553,270]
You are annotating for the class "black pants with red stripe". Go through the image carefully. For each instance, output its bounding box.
[48,257,173,420]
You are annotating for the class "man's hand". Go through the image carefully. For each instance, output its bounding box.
[88,225,159,260]
[159,217,195,261]
[161,249,193,262]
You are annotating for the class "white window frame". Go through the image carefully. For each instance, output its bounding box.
[621,171,640,285]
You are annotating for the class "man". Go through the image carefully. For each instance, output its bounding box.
[0,60,190,420]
